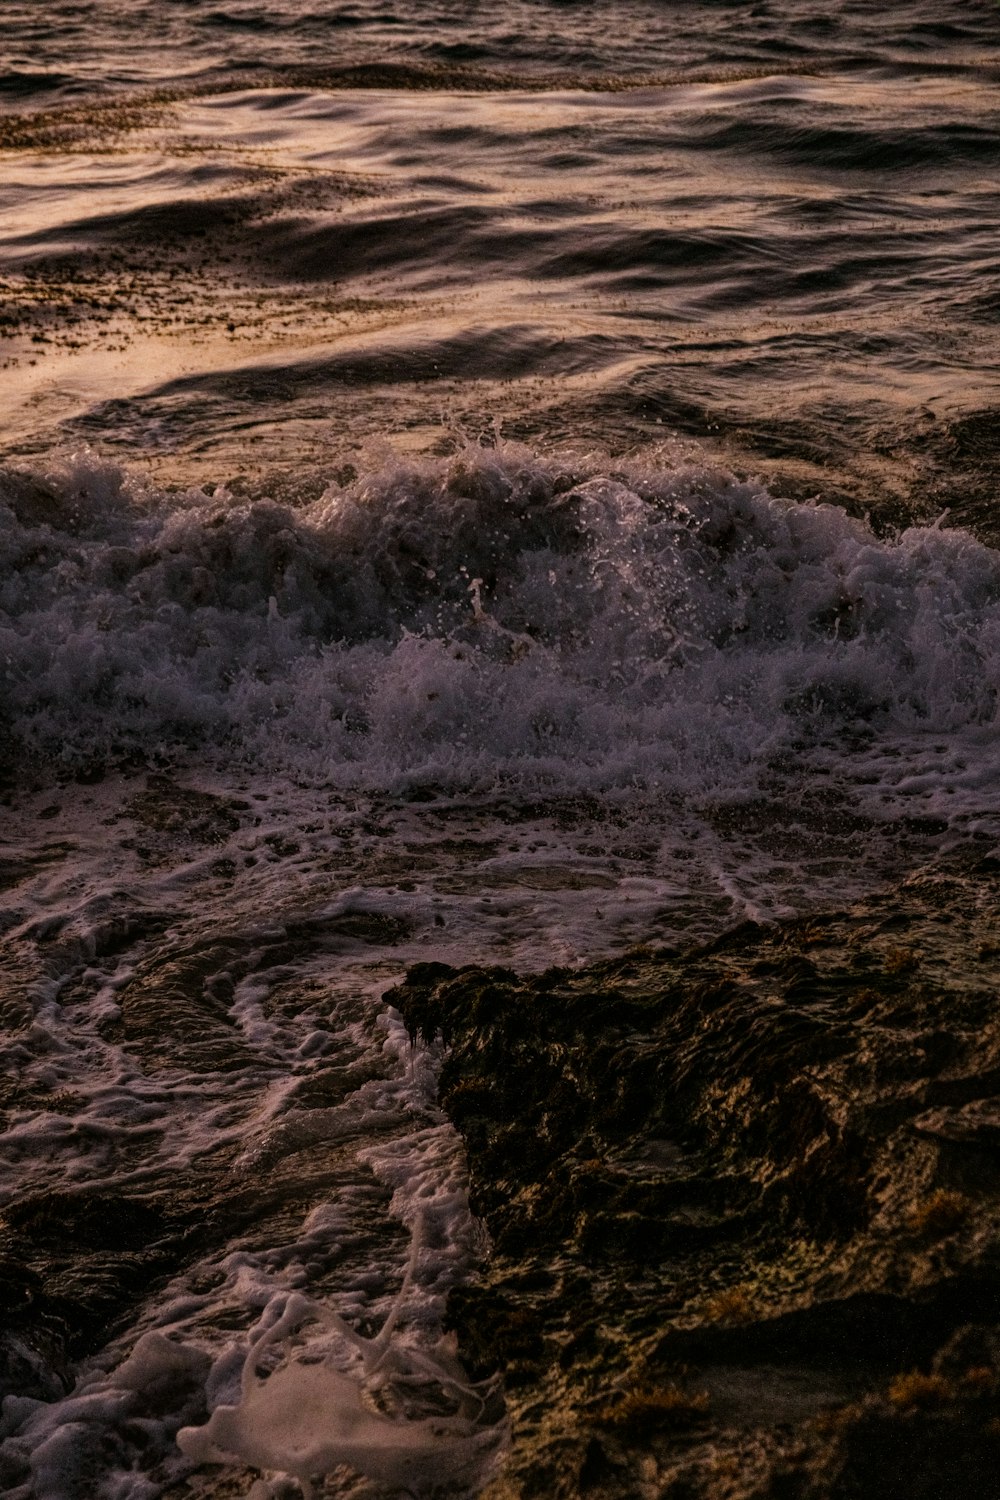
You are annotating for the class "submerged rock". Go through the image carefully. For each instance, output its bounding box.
[390,856,1000,1499]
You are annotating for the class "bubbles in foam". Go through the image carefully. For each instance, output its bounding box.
[177,1218,498,1499]
[2,442,999,829]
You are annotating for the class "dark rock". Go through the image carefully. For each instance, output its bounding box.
[389,866,1000,1497]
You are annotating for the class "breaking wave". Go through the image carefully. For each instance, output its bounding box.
[4,442,999,829]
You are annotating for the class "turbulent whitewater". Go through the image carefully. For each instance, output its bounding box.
[4,445,1000,834]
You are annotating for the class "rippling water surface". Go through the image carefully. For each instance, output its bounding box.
[2,0,999,511]
[2,4,1000,1498]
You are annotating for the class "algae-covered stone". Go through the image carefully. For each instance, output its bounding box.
[390,855,1000,1498]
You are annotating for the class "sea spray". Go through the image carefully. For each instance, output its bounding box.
[2,443,1000,833]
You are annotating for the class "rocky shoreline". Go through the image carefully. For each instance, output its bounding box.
[393,851,1000,1499]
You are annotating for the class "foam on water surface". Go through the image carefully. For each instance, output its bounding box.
[0,884,503,1499]
[3,442,1000,828]
[176,1217,495,1499]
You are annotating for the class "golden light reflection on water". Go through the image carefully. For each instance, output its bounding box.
[1,77,999,507]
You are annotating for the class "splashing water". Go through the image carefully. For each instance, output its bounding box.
[3,441,1000,831]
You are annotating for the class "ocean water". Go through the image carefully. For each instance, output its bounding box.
[2,3,1000,1497]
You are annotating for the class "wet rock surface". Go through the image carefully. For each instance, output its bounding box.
[392,854,1000,1499]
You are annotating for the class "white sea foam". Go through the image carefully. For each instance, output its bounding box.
[3,443,1000,831]
[0,952,500,1500]
[176,1214,498,1500]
